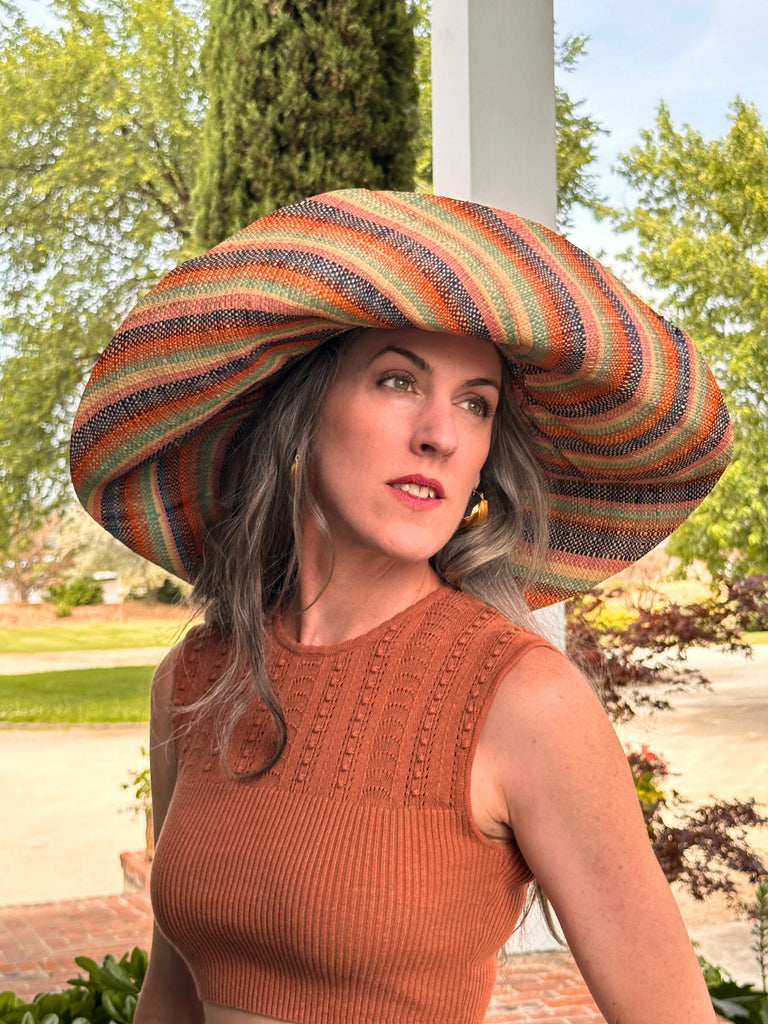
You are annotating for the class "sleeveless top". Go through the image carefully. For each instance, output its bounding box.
[151,586,554,1024]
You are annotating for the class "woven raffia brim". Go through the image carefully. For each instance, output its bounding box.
[70,189,732,609]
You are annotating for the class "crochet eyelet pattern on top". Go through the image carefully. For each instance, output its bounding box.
[150,587,555,1024]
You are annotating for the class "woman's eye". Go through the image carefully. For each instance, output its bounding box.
[380,373,415,392]
[461,396,489,417]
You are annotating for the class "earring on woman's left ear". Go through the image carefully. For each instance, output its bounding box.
[460,490,488,530]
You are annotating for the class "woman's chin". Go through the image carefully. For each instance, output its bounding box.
[344,531,456,568]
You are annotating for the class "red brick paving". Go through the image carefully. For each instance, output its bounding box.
[0,892,606,1022]
[487,952,605,1021]
[0,893,153,1001]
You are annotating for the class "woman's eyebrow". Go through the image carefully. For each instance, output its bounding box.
[370,345,429,371]
[464,376,501,391]
[369,347,501,390]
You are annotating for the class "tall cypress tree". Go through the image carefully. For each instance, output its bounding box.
[193,0,419,248]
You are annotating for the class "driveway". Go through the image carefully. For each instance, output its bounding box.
[0,646,168,675]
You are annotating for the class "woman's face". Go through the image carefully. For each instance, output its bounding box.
[310,327,503,566]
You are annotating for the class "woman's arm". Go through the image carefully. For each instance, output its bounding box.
[479,646,716,1024]
[133,648,205,1024]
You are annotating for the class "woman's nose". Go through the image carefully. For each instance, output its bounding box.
[411,400,459,456]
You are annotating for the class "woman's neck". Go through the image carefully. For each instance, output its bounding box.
[288,531,442,646]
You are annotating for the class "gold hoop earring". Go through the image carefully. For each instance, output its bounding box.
[460,491,488,530]
[289,452,299,487]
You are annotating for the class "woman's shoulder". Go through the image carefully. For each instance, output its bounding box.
[152,621,232,708]
[482,642,609,762]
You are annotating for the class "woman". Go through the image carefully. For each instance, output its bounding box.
[70,190,732,1024]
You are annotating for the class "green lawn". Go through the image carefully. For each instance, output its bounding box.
[750,631,768,645]
[0,620,193,654]
[0,665,153,722]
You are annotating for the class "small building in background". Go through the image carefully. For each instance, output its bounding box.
[92,571,121,605]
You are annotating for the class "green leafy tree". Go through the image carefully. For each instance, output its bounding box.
[192,0,419,248]
[554,33,607,229]
[408,0,432,188]
[0,0,203,542]
[612,100,768,578]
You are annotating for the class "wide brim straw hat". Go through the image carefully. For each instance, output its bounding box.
[70,189,732,609]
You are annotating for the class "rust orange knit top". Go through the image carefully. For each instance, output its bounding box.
[151,586,553,1023]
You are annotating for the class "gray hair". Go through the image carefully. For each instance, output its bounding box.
[190,330,549,776]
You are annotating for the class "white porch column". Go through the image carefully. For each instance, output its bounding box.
[432,0,564,646]
[431,0,557,229]
[432,3,564,954]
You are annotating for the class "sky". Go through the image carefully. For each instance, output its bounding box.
[553,0,768,258]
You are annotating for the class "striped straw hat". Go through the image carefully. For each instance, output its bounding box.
[70,189,732,608]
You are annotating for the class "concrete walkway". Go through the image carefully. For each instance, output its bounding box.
[0,725,149,904]
[614,644,768,988]
[0,646,168,675]
[0,645,163,902]
[617,645,768,811]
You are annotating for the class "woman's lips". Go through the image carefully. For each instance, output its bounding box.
[388,475,445,506]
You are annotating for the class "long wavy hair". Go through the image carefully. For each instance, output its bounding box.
[191,328,550,776]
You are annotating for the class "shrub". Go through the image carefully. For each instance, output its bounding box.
[0,948,146,1023]
[699,955,768,1023]
[154,577,183,605]
[568,583,767,903]
[627,744,668,826]
[122,750,154,860]
[750,879,768,993]
[653,798,767,903]
[565,580,763,724]
[48,576,104,608]
[626,742,767,902]
[730,574,768,633]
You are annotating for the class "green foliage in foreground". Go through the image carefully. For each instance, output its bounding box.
[0,621,190,654]
[0,948,146,1023]
[699,956,768,1024]
[0,666,152,723]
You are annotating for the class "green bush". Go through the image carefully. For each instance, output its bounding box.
[154,577,183,605]
[0,949,147,1024]
[3,944,767,1022]
[699,956,768,1024]
[48,577,104,608]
